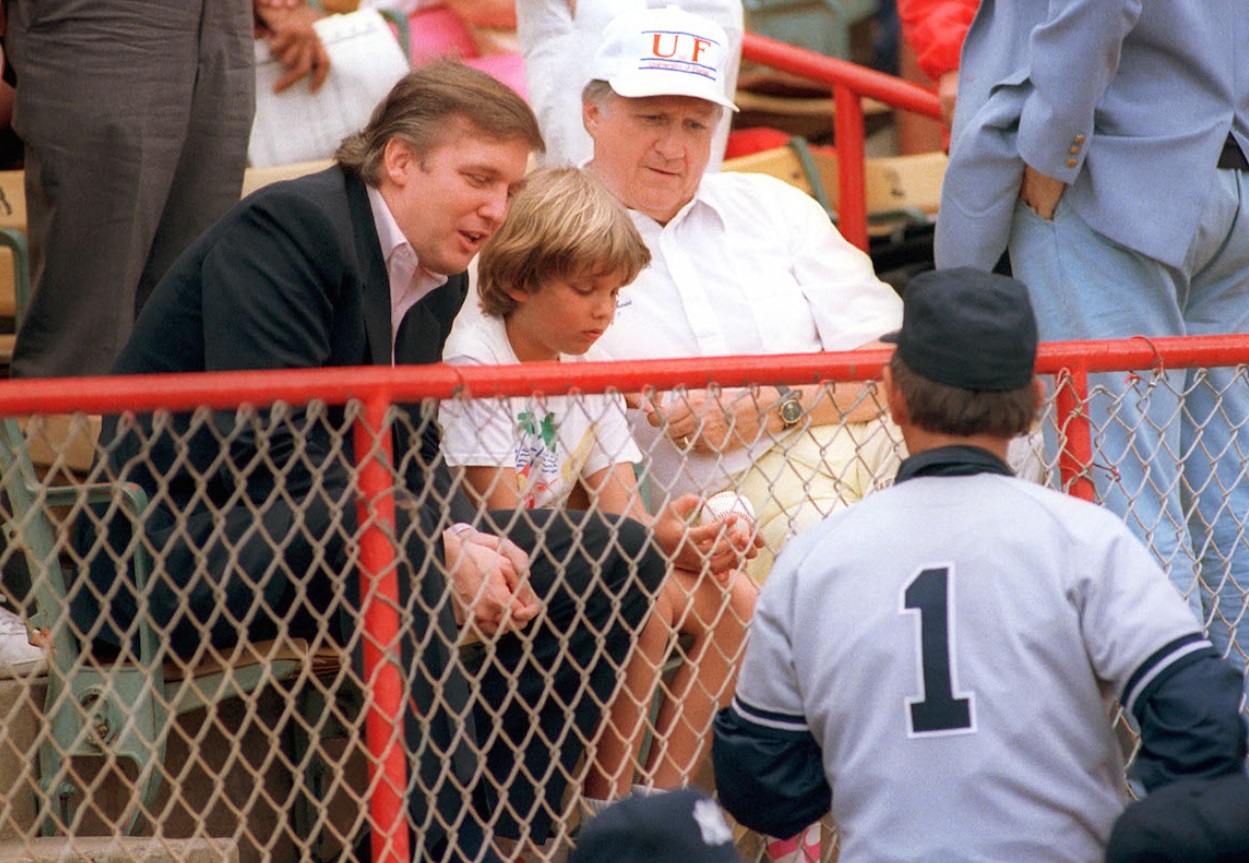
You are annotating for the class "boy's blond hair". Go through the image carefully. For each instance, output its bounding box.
[477,167,651,317]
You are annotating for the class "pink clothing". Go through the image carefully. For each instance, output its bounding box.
[405,5,527,97]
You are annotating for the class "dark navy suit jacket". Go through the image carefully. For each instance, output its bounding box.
[82,166,475,650]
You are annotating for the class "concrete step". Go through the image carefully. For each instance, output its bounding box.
[0,838,237,863]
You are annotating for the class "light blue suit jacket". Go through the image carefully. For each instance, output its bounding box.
[935,0,1249,271]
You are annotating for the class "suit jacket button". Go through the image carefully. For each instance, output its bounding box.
[1066,157,1078,168]
[1069,145,1081,154]
[1073,134,1086,144]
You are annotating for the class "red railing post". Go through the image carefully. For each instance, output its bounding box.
[738,31,941,252]
[1054,364,1096,502]
[832,82,868,251]
[353,397,410,863]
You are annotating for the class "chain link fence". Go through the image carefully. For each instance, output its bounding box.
[0,349,1243,863]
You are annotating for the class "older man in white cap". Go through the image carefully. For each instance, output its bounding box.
[578,5,905,591]
[517,0,744,169]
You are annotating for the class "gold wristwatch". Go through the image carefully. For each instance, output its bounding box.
[775,385,804,429]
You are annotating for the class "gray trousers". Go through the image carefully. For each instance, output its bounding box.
[5,0,255,377]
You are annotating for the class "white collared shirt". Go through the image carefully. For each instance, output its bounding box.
[595,171,900,359]
[367,185,448,363]
[593,171,903,493]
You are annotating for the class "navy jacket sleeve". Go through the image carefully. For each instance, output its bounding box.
[713,701,832,838]
[1130,646,1248,791]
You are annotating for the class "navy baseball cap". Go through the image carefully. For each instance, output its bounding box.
[882,267,1038,391]
[570,789,744,863]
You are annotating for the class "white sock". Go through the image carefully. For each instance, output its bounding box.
[580,796,614,820]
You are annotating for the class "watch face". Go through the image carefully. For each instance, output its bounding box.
[781,399,803,425]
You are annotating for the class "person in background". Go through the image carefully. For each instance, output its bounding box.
[895,0,976,129]
[714,268,1248,863]
[936,0,1249,701]
[440,166,758,825]
[254,0,331,91]
[2,0,327,378]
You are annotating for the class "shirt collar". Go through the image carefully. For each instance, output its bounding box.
[367,184,408,263]
[654,174,717,228]
[895,445,1015,484]
[366,185,448,361]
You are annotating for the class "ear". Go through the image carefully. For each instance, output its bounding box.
[582,98,603,137]
[505,285,531,306]
[880,364,909,426]
[381,138,417,188]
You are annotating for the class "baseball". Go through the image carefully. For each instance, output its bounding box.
[699,491,756,528]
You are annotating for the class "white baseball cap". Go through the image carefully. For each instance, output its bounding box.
[590,5,739,112]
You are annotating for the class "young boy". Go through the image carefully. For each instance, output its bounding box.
[440,166,758,815]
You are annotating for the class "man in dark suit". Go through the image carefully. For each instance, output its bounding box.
[79,63,667,862]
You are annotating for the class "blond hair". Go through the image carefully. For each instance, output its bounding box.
[336,62,544,185]
[477,167,651,317]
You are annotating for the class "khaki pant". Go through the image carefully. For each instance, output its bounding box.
[732,418,905,583]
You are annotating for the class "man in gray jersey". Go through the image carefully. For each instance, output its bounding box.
[712,268,1249,863]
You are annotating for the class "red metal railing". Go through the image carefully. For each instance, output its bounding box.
[1,335,1245,859]
[740,31,943,251]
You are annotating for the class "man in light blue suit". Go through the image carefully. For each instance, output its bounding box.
[935,1,1249,693]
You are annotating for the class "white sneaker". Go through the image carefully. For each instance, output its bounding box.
[0,604,45,673]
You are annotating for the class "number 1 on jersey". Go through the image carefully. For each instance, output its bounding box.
[902,565,975,736]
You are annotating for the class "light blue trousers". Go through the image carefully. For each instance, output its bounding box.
[1010,170,1249,674]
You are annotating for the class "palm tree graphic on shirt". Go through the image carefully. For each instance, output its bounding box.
[518,410,559,451]
[513,405,601,507]
[515,409,559,505]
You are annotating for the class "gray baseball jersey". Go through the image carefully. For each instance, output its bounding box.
[726,452,1206,863]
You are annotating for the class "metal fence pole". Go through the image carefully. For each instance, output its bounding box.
[832,81,868,249]
[353,397,410,863]
[1054,364,1096,502]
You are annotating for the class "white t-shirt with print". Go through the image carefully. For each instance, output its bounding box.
[440,313,642,508]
